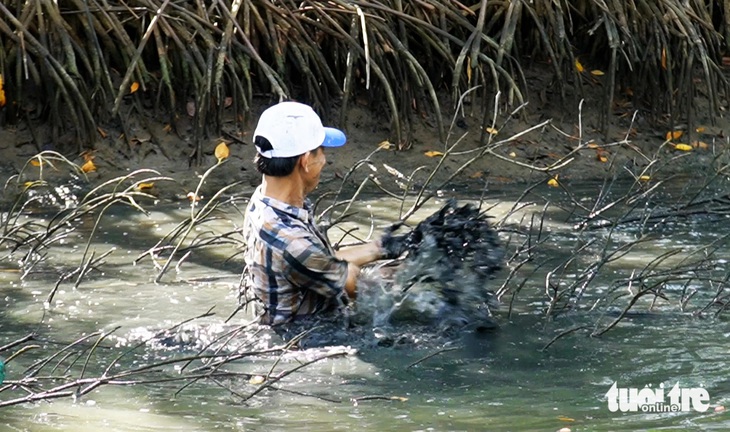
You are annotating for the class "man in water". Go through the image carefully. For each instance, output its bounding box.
[243,101,403,325]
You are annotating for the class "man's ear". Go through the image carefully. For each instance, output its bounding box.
[298,152,312,173]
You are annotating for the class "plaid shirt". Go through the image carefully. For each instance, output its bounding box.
[243,186,349,325]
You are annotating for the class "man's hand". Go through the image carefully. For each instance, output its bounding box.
[380,223,410,259]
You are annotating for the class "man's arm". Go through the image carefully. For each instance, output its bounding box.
[337,242,384,301]
[344,263,360,299]
[335,241,382,267]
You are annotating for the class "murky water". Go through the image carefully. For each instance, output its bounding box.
[2,179,729,431]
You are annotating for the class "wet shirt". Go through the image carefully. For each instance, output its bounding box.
[243,186,349,325]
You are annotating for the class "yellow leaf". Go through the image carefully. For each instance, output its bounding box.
[424,151,444,158]
[377,140,392,150]
[130,81,140,94]
[214,142,230,163]
[249,375,265,385]
[30,159,43,167]
[574,59,584,73]
[81,160,96,173]
[639,175,651,181]
[485,127,498,135]
[547,176,559,187]
[661,47,667,70]
[509,151,517,158]
[558,416,576,422]
[598,155,608,163]
[590,70,604,76]
[674,143,692,151]
[695,126,706,133]
[586,142,599,149]
[665,130,683,141]
[135,182,155,191]
[0,73,5,108]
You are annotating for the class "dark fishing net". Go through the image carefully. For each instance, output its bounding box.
[355,199,505,335]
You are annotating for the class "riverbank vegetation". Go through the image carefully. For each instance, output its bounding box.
[1,0,729,157]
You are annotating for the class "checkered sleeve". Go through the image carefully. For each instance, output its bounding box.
[283,233,349,298]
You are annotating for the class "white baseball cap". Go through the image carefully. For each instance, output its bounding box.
[253,101,346,158]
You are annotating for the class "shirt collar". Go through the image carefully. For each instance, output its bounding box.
[252,185,312,223]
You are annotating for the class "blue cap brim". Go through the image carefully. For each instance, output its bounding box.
[322,127,346,148]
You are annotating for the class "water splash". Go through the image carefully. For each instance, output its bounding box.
[356,200,504,333]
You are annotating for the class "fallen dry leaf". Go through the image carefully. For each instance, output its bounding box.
[590,70,604,76]
[574,59,584,73]
[424,150,444,157]
[135,182,155,191]
[485,127,498,135]
[639,175,651,181]
[665,130,683,141]
[81,160,96,173]
[214,142,230,163]
[674,143,692,151]
[377,140,392,150]
[547,175,559,187]
[130,81,140,94]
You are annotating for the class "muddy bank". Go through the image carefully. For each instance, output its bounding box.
[1,94,728,205]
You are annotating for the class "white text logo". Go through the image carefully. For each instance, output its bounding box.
[606,382,710,413]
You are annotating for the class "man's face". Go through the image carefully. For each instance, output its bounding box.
[303,147,326,194]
